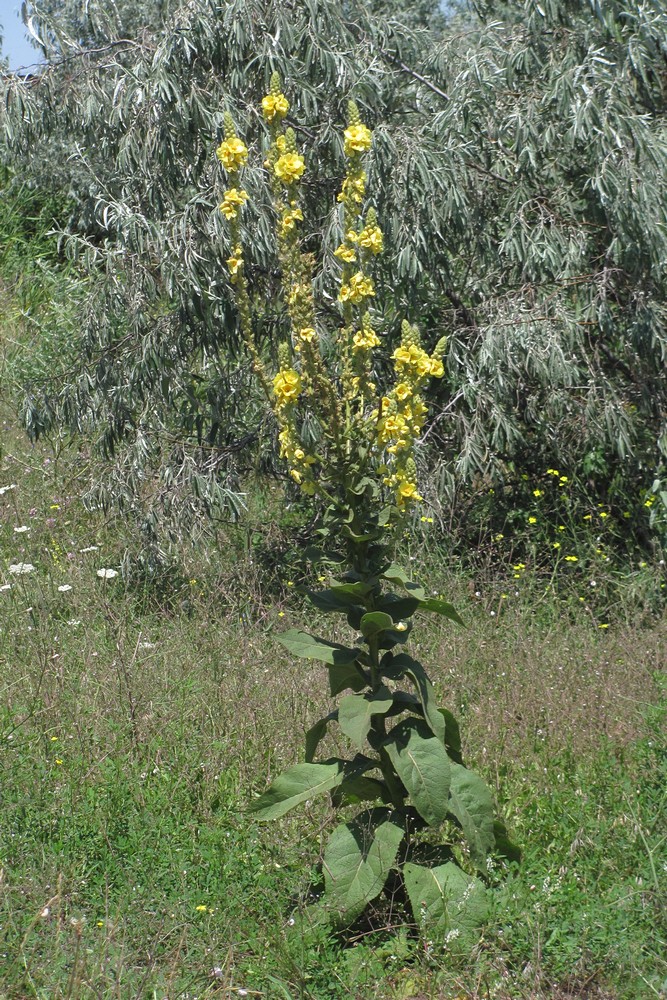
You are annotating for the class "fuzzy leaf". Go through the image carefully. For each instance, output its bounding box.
[403,862,489,950]
[448,763,496,866]
[277,629,360,665]
[383,718,451,825]
[359,611,395,638]
[249,761,346,820]
[418,598,465,626]
[328,661,367,696]
[322,809,404,925]
[338,685,394,747]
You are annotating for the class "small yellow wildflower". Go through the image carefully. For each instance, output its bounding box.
[352,328,380,352]
[565,555,578,562]
[219,187,248,219]
[281,207,303,232]
[528,516,537,524]
[261,92,289,121]
[195,905,208,912]
[339,272,375,304]
[358,225,383,254]
[546,468,559,476]
[599,511,609,519]
[226,251,243,276]
[533,489,543,497]
[274,153,305,183]
[396,480,422,507]
[553,541,561,549]
[344,123,372,154]
[298,327,316,343]
[216,136,248,171]
[429,357,444,378]
[55,759,63,765]
[598,623,610,629]
[334,244,357,263]
[273,369,302,407]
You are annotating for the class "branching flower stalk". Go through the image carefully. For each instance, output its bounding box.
[215,75,516,938]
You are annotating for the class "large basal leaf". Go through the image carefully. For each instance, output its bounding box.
[383,718,451,826]
[403,862,489,952]
[249,761,346,820]
[278,629,360,666]
[322,809,404,925]
[338,685,394,747]
[448,763,495,866]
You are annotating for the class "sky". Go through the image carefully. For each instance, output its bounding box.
[0,0,41,71]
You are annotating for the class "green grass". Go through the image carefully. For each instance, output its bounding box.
[1,307,666,997]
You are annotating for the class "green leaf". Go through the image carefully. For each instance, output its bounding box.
[439,708,463,762]
[383,718,451,826]
[389,654,446,743]
[328,661,368,697]
[322,809,404,925]
[403,862,489,951]
[339,685,394,748]
[249,761,346,820]
[376,594,422,621]
[304,589,363,613]
[278,629,360,666]
[418,598,465,627]
[448,763,496,866]
[381,564,426,600]
[331,776,389,807]
[305,711,337,762]
[360,611,395,639]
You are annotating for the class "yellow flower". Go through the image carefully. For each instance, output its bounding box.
[533,489,543,497]
[565,555,578,562]
[273,368,302,406]
[396,480,422,507]
[358,225,383,254]
[344,123,372,154]
[334,244,357,263]
[337,174,366,204]
[352,328,380,352]
[226,251,243,276]
[280,207,303,232]
[298,327,316,343]
[219,187,249,219]
[274,153,306,183]
[339,272,375,304]
[528,516,537,524]
[195,905,208,912]
[394,382,412,402]
[262,93,289,121]
[216,137,248,172]
[429,357,444,378]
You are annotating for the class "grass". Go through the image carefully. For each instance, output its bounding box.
[1,294,666,998]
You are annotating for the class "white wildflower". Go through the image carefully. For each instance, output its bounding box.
[96,568,118,579]
[9,563,35,575]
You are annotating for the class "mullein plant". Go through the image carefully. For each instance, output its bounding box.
[216,76,517,939]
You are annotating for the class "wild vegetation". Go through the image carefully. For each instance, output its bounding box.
[1,0,666,997]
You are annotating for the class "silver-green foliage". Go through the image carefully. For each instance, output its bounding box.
[1,0,666,531]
